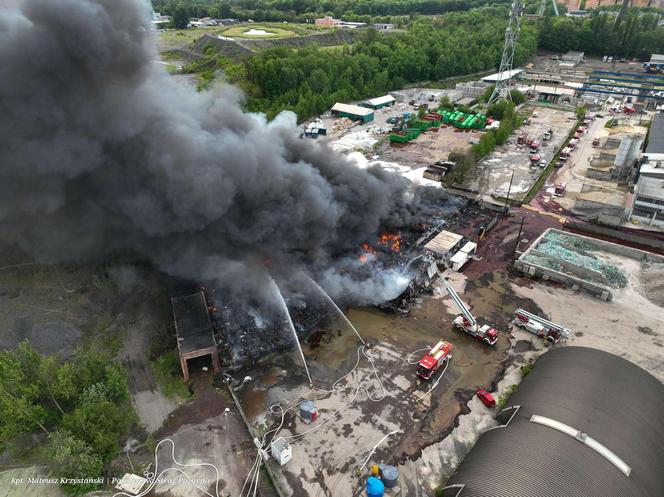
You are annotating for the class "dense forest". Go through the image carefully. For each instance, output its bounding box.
[152,0,512,22]
[539,11,664,59]
[194,6,538,119]
[179,5,664,121]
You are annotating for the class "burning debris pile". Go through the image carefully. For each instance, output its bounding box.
[205,279,332,366]
[203,204,462,367]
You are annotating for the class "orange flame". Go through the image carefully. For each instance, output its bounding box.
[378,232,401,252]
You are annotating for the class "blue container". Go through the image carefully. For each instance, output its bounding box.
[380,465,399,488]
[366,476,385,497]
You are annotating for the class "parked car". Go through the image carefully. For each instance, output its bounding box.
[476,389,496,408]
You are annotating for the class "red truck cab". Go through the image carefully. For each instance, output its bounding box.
[417,340,453,380]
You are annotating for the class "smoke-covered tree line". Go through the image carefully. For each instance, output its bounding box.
[538,10,664,59]
[233,7,538,120]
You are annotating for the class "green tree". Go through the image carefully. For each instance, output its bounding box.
[46,431,103,495]
[171,5,189,29]
[575,104,587,120]
[0,342,53,446]
[510,89,526,105]
[62,399,132,458]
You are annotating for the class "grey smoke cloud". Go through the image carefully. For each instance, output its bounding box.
[0,0,453,304]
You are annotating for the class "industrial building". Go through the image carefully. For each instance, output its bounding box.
[644,53,664,73]
[628,162,664,227]
[424,230,464,266]
[629,113,664,227]
[442,347,664,497]
[641,112,664,162]
[586,133,643,182]
[532,84,576,104]
[330,103,374,123]
[363,94,395,109]
[315,16,341,28]
[560,50,584,67]
[171,291,220,381]
[480,69,523,84]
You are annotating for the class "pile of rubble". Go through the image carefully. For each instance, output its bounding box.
[525,231,627,288]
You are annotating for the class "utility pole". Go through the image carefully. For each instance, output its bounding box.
[489,1,524,104]
[504,169,515,215]
[512,216,525,261]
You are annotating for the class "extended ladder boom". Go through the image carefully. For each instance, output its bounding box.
[444,281,477,328]
[516,308,570,335]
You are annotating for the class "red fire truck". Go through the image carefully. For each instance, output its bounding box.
[417,340,454,380]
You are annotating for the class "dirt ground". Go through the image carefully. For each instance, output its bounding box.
[229,267,522,497]
[377,126,477,169]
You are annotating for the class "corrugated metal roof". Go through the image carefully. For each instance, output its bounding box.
[331,102,373,116]
[636,175,664,200]
[645,113,664,155]
[534,84,575,96]
[481,69,523,83]
[366,95,395,106]
[424,230,463,256]
[445,347,664,497]
[172,292,217,354]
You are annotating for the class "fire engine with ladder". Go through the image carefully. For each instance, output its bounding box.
[417,340,453,380]
[444,281,498,346]
[513,309,571,343]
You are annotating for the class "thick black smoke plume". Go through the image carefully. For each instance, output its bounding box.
[0,0,452,307]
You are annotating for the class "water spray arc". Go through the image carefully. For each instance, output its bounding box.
[269,277,313,387]
[306,275,366,346]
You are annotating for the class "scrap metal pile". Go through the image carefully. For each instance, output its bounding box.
[524,231,627,288]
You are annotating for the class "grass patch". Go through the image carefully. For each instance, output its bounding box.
[152,351,191,400]
[157,27,221,47]
[496,384,518,410]
[520,361,534,377]
[220,24,297,39]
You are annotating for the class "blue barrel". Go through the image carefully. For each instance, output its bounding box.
[366,476,384,497]
[380,465,399,488]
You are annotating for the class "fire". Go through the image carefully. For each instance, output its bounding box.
[362,243,376,255]
[378,232,401,252]
[358,242,376,264]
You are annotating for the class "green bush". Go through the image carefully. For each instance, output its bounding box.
[46,431,103,495]
[496,384,517,410]
[152,350,191,399]
[520,362,534,377]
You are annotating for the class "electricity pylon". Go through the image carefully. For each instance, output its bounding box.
[488,1,524,104]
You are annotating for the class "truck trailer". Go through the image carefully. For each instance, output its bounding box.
[513,309,571,343]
